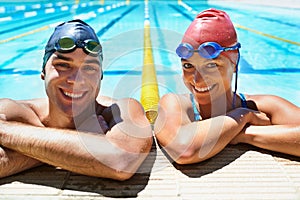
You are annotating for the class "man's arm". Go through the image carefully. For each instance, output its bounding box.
[0,98,152,180]
[0,147,42,178]
[230,95,300,156]
[154,94,270,165]
[0,98,44,178]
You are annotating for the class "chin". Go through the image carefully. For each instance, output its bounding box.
[58,104,85,118]
[195,96,212,105]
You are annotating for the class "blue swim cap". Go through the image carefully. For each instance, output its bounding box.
[42,19,103,72]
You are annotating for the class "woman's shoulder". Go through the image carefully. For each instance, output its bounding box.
[244,93,299,112]
[161,93,190,101]
[160,93,191,109]
[244,94,291,105]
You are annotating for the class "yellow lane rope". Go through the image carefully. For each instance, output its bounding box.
[0,25,50,44]
[140,20,160,124]
[234,23,300,46]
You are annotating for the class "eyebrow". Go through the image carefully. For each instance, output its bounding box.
[84,59,101,66]
[53,53,73,61]
[54,53,101,66]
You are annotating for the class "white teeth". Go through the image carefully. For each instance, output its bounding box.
[63,91,84,98]
[195,85,213,92]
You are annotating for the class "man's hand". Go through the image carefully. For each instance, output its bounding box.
[97,115,110,133]
[77,114,109,134]
[0,114,6,121]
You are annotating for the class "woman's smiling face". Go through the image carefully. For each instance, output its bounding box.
[181,52,235,105]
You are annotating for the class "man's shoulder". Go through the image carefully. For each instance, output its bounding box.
[19,98,48,104]
[0,98,48,125]
[19,98,48,109]
[0,98,46,108]
[96,95,116,107]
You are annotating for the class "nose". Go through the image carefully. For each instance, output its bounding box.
[193,68,204,83]
[66,69,84,84]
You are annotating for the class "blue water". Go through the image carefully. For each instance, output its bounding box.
[0,0,299,106]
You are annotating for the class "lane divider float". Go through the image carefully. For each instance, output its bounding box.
[140,0,160,124]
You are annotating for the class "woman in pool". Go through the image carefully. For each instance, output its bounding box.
[154,8,300,164]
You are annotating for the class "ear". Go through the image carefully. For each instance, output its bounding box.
[41,71,45,80]
[100,68,103,80]
[231,53,238,73]
[233,62,237,73]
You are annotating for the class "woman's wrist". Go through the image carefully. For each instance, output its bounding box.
[227,107,252,126]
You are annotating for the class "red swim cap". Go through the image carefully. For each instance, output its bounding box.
[182,8,238,62]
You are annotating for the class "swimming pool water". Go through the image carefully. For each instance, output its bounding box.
[0,0,299,106]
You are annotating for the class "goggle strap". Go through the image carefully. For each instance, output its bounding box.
[232,50,240,109]
[224,43,240,52]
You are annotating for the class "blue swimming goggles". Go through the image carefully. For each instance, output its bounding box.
[176,42,241,59]
[55,36,102,56]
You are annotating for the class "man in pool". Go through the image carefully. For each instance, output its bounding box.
[154,8,300,164]
[0,19,153,180]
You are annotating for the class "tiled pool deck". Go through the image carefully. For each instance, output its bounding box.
[0,0,299,199]
[1,137,300,200]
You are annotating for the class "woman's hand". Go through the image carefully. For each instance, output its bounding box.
[227,108,271,126]
[229,108,271,145]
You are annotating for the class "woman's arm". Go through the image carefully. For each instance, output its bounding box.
[231,125,300,156]
[154,94,270,164]
[231,95,300,156]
